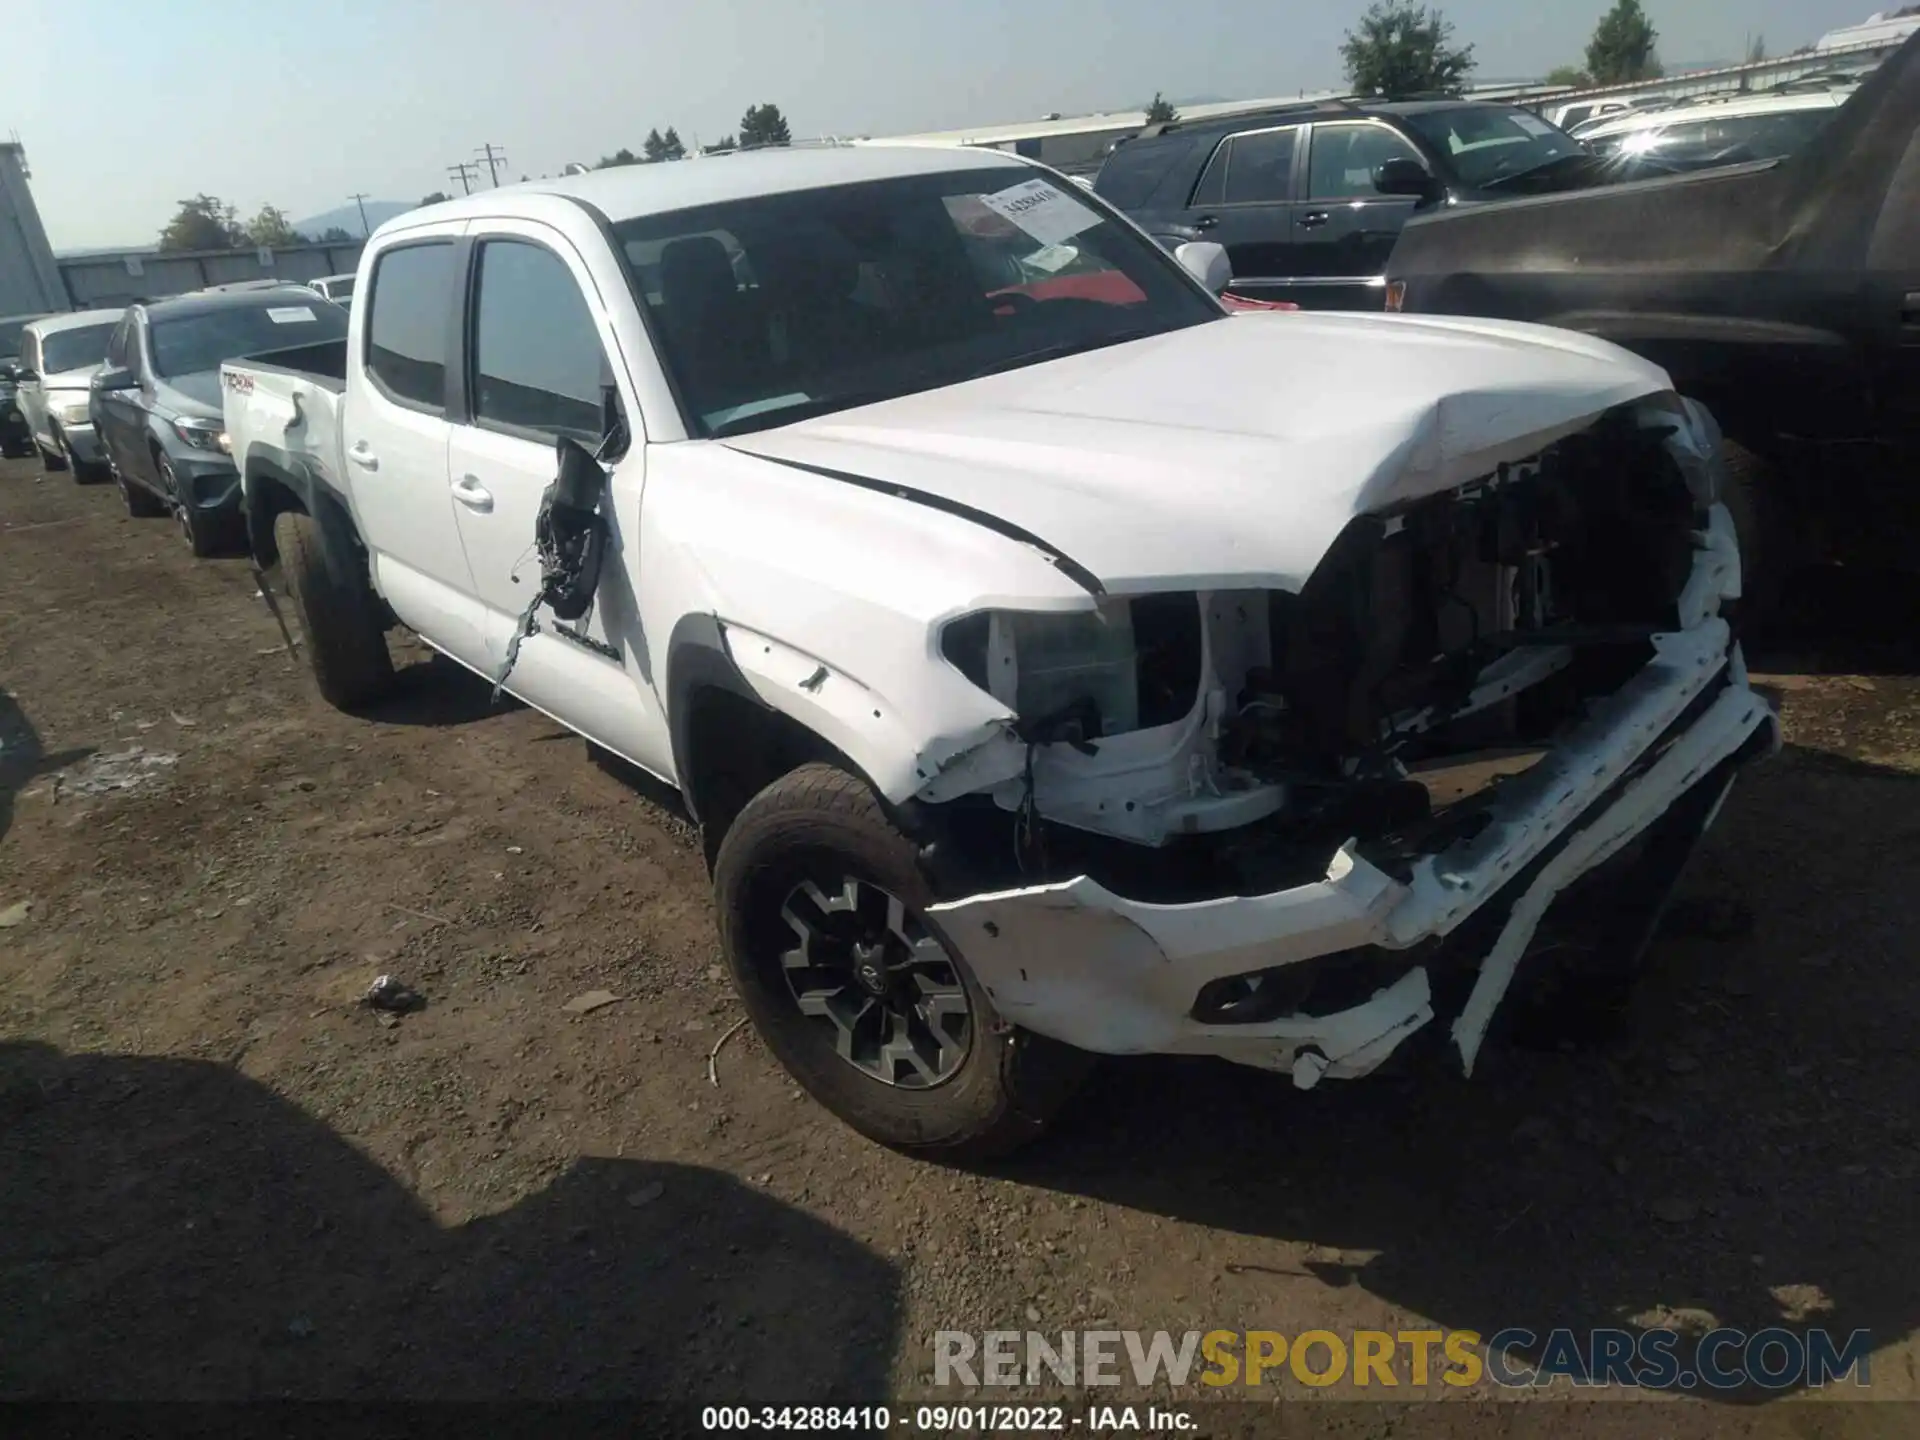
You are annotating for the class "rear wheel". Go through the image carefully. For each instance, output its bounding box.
[116,457,167,517]
[272,508,394,710]
[714,762,1092,1159]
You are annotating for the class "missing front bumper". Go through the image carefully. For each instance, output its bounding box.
[929,619,1779,1084]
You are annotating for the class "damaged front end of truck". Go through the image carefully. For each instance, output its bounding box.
[903,395,1779,1085]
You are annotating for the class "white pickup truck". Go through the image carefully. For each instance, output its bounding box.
[221,145,1778,1156]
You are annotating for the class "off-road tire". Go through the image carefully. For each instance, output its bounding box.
[272,508,395,710]
[714,762,1093,1159]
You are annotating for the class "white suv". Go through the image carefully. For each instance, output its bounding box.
[221,145,1777,1155]
[16,308,124,478]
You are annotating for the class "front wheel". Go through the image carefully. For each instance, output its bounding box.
[713,763,1092,1159]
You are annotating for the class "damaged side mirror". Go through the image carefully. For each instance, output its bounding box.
[534,434,610,622]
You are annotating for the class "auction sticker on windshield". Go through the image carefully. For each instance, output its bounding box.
[978,179,1101,248]
[266,307,318,324]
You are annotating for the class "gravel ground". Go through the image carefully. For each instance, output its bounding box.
[2,452,1916,1435]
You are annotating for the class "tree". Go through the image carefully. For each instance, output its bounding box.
[738,103,791,148]
[642,127,669,162]
[244,204,301,249]
[1585,0,1661,85]
[596,147,641,168]
[1340,3,1476,99]
[1144,91,1179,124]
[706,134,738,154]
[317,226,355,243]
[660,126,686,160]
[1545,64,1592,87]
[158,194,244,252]
[419,190,450,206]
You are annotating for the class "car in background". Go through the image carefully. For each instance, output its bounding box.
[1093,99,1607,309]
[1543,95,1644,132]
[1579,90,1851,175]
[307,273,356,310]
[14,309,125,479]
[88,286,348,554]
[0,312,52,457]
[1383,30,1920,620]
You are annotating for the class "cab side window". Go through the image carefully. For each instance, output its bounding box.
[469,239,608,442]
[365,241,457,411]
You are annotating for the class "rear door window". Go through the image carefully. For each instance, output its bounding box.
[1094,138,1193,210]
[1221,128,1300,205]
[365,241,457,410]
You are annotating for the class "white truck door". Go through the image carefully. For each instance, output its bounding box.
[445,224,671,775]
[343,233,490,671]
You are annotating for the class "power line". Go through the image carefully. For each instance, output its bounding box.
[476,143,508,188]
[447,161,480,196]
[347,192,372,237]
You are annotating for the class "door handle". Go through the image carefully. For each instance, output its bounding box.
[1192,214,1219,231]
[1902,291,1920,337]
[347,442,379,471]
[1300,211,1331,228]
[451,474,494,512]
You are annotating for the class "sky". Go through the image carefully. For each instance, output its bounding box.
[5,0,1866,251]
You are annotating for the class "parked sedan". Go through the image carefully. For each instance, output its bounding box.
[14,309,124,479]
[0,312,52,457]
[89,287,348,554]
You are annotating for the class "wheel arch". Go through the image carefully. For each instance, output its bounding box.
[666,613,895,867]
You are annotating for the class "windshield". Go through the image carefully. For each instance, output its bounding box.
[149,299,348,378]
[40,323,116,375]
[1588,109,1837,168]
[612,167,1223,438]
[1402,105,1584,188]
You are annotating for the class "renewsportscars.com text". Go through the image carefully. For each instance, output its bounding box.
[933,1327,1872,1391]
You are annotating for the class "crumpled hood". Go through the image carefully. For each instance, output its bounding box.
[727,311,1673,592]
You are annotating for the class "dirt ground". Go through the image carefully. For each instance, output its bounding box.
[3,453,1918,1434]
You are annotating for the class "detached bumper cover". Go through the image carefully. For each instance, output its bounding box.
[172,454,241,513]
[931,527,1779,1084]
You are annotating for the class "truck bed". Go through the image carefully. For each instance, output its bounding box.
[221,340,350,511]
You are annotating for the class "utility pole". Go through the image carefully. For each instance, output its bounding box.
[447,160,480,196]
[477,142,508,187]
[347,192,372,237]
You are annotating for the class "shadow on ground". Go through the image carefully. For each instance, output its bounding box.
[998,742,1920,1400]
[358,652,523,729]
[0,1041,900,1402]
[0,687,92,849]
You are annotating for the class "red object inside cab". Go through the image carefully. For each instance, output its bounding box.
[1220,293,1299,312]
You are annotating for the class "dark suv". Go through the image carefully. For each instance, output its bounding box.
[89,287,348,554]
[1092,99,1605,309]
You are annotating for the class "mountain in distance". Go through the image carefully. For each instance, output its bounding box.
[291,199,412,239]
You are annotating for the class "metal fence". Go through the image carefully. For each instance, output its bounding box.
[56,241,367,310]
